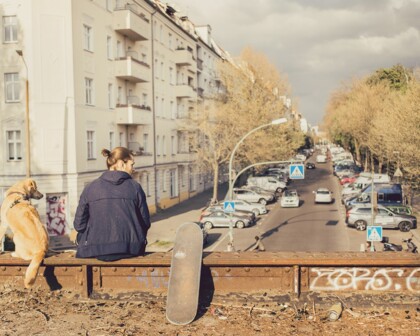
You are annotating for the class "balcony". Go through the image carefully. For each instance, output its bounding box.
[116,103,153,125]
[176,151,193,162]
[113,5,150,41]
[175,84,196,98]
[174,48,194,66]
[115,57,151,83]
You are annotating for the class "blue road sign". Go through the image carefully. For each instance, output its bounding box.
[367,226,383,242]
[223,201,235,213]
[289,164,305,179]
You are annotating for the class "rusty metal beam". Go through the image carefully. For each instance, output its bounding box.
[0,251,418,298]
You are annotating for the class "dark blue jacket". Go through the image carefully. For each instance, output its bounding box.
[73,171,151,258]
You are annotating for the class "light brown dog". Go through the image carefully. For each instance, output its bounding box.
[0,179,49,288]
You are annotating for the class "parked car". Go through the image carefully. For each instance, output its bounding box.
[295,154,306,161]
[280,189,300,208]
[207,199,267,217]
[201,205,256,223]
[316,155,327,163]
[340,175,357,185]
[385,204,414,216]
[345,205,417,232]
[305,162,316,169]
[199,210,252,229]
[246,186,278,201]
[247,176,286,192]
[313,188,333,204]
[233,187,274,205]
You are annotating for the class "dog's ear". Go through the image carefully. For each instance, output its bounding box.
[28,179,37,192]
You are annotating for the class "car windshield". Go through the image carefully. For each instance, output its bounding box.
[317,190,330,194]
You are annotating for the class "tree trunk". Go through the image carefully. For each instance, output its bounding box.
[370,154,375,173]
[354,140,361,166]
[378,157,383,173]
[212,163,219,203]
[364,150,369,171]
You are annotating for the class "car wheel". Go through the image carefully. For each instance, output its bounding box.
[398,221,412,232]
[236,221,245,229]
[259,199,267,205]
[276,187,283,193]
[203,222,213,230]
[355,220,367,231]
[252,209,260,216]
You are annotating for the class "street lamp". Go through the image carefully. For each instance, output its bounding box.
[16,50,31,178]
[226,117,288,251]
[227,118,288,200]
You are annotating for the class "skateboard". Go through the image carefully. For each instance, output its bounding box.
[166,222,203,325]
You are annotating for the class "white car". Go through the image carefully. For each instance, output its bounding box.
[313,188,333,204]
[280,189,300,208]
[316,155,327,163]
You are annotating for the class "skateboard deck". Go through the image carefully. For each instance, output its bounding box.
[166,222,203,325]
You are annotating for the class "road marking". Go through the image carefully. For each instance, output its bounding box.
[206,232,230,252]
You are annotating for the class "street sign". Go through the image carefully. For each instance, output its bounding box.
[367,226,383,242]
[223,201,235,213]
[289,164,305,179]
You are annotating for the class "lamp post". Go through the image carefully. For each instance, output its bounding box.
[16,50,30,178]
[226,117,288,251]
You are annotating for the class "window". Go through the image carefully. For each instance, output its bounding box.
[117,86,122,105]
[160,62,164,80]
[170,101,175,119]
[108,83,113,108]
[161,98,165,117]
[86,130,96,159]
[4,73,20,102]
[169,67,174,85]
[109,131,115,149]
[142,93,148,106]
[171,136,176,155]
[162,170,167,191]
[168,33,172,49]
[106,36,113,59]
[156,135,160,155]
[6,130,22,160]
[162,135,166,155]
[83,24,93,51]
[143,133,148,152]
[3,16,17,43]
[85,78,94,105]
[106,0,113,11]
[170,169,177,197]
[154,59,158,78]
[116,40,123,58]
[119,132,125,146]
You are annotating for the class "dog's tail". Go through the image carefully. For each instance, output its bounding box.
[24,250,46,289]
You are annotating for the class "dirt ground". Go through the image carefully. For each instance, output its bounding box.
[0,286,418,336]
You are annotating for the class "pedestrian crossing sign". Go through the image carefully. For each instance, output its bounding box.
[367,226,383,242]
[223,201,235,213]
[289,164,305,179]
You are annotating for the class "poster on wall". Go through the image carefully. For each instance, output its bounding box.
[46,194,68,236]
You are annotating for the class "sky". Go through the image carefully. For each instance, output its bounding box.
[171,0,420,126]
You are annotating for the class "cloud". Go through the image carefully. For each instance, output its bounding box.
[171,0,420,124]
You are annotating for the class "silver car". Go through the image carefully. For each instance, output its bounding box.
[346,205,417,232]
[233,188,274,205]
[199,210,252,230]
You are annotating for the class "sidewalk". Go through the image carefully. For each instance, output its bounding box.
[146,184,228,252]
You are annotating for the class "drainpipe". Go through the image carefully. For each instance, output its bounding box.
[150,9,158,209]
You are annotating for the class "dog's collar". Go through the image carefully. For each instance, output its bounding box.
[8,192,30,208]
[7,191,29,201]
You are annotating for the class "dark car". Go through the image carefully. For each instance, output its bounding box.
[306,162,316,169]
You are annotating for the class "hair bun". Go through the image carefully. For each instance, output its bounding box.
[101,148,111,157]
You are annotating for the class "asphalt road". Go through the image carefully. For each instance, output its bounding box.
[204,157,418,252]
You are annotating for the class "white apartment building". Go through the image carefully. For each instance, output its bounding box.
[0,0,225,236]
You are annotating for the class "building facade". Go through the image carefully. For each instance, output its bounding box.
[0,0,225,236]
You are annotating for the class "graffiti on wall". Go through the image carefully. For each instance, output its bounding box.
[46,194,68,236]
[310,267,420,292]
